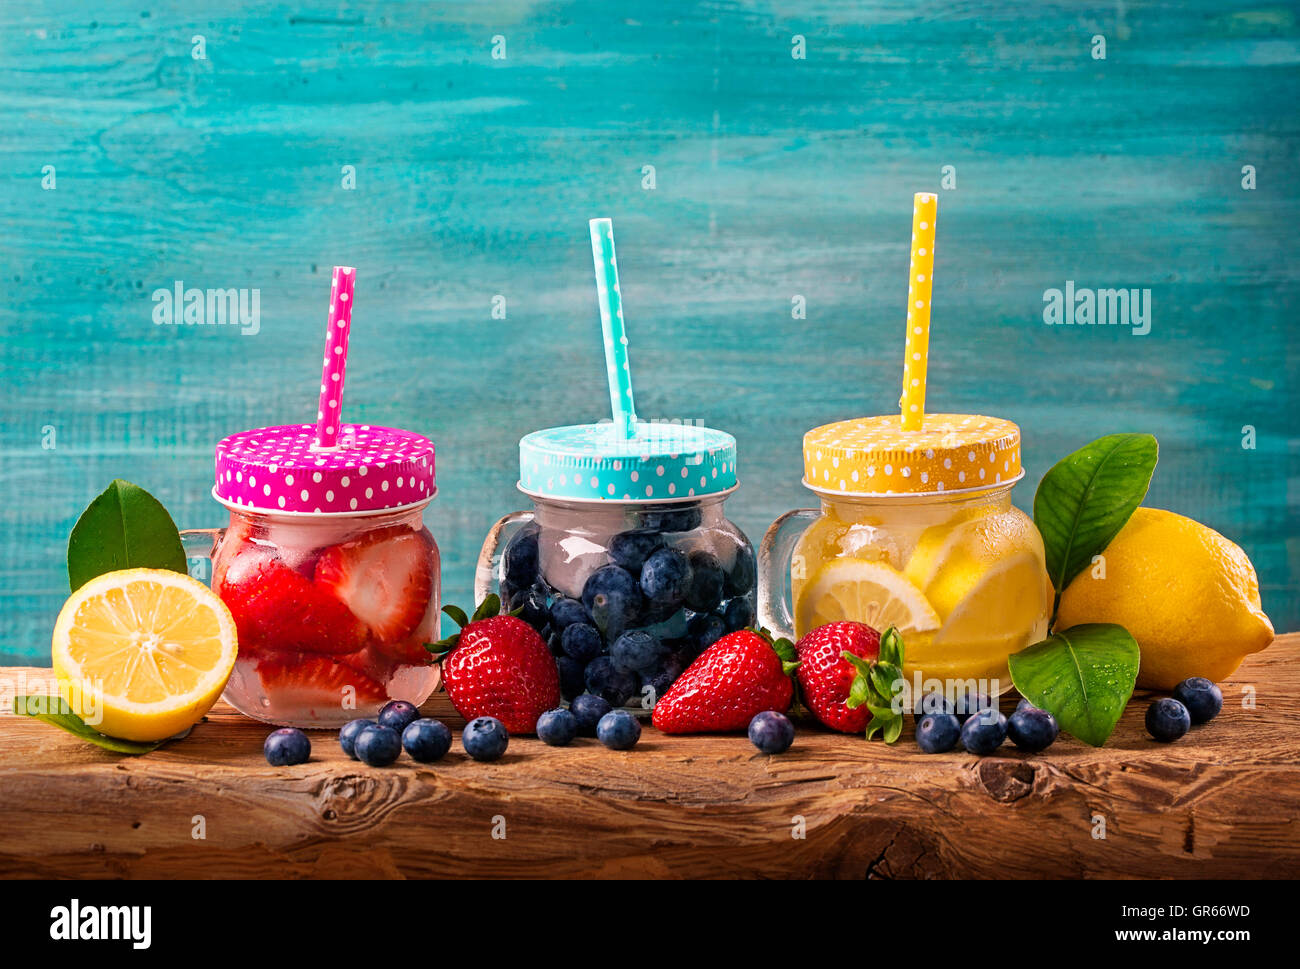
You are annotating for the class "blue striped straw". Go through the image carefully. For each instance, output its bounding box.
[588,217,638,439]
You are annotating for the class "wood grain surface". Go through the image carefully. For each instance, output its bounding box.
[0,633,1295,879]
[1,1,1297,664]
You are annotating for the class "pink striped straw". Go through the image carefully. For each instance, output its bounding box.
[315,266,356,449]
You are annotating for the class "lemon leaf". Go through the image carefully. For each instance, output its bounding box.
[1033,433,1157,615]
[13,696,174,755]
[67,480,187,593]
[1007,623,1139,747]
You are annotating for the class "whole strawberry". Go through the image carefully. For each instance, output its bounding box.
[797,622,907,742]
[431,596,559,734]
[651,629,798,734]
[795,621,881,733]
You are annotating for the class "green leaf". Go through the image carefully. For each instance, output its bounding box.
[1008,624,1139,747]
[13,696,174,755]
[67,480,187,592]
[1033,434,1157,614]
[879,626,904,666]
[441,604,469,629]
[472,594,501,623]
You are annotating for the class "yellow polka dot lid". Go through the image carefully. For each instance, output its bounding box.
[803,414,1022,496]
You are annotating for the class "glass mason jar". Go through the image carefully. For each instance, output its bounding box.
[186,423,441,728]
[760,414,1051,695]
[477,421,754,711]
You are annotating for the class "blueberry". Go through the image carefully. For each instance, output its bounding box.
[748,711,795,754]
[1006,708,1059,752]
[354,724,402,766]
[723,596,754,632]
[684,552,725,613]
[582,565,644,639]
[596,709,642,750]
[561,622,604,664]
[264,727,311,766]
[916,713,962,753]
[687,612,727,652]
[502,523,540,589]
[1173,677,1222,725]
[536,708,579,746]
[549,596,589,631]
[1015,698,1040,713]
[508,585,550,633]
[338,718,376,759]
[914,692,955,718]
[643,654,686,705]
[570,694,612,736]
[377,699,420,733]
[555,656,585,700]
[610,629,665,674]
[584,656,638,707]
[725,544,756,597]
[463,716,510,761]
[960,710,1007,755]
[954,691,996,723]
[1146,698,1191,743]
[609,528,664,574]
[642,507,702,532]
[402,718,452,762]
[639,548,692,611]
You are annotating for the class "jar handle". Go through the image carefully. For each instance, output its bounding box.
[179,528,225,585]
[474,511,534,603]
[757,509,818,642]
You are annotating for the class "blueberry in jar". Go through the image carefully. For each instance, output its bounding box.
[1172,677,1222,725]
[561,622,604,664]
[548,596,589,631]
[584,656,638,707]
[570,693,613,736]
[643,653,686,705]
[508,585,550,634]
[723,596,754,632]
[684,551,725,613]
[610,629,666,674]
[643,507,702,533]
[640,547,692,612]
[582,565,643,639]
[264,727,311,766]
[609,528,664,574]
[724,544,756,598]
[402,718,452,762]
[1006,707,1059,752]
[687,612,727,652]
[1145,698,1191,743]
[463,716,510,761]
[916,713,961,753]
[555,656,586,701]
[502,522,540,590]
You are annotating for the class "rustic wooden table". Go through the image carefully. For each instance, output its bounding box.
[1,634,1296,879]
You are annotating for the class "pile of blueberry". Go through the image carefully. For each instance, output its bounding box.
[537,695,642,750]
[337,699,455,767]
[501,515,757,708]
[1145,677,1223,742]
[912,692,1060,756]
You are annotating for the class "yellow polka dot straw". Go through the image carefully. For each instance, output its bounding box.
[900,192,937,431]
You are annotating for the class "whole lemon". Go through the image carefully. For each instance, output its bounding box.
[1056,508,1273,689]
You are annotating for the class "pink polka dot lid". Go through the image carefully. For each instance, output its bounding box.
[214,423,435,515]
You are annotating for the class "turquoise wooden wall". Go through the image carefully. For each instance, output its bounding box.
[2,1,1297,662]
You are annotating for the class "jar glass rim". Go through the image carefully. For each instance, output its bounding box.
[801,469,1024,503]
[517,482,738,507]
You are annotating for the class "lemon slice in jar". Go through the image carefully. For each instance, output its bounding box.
[51,569,239,742]
[795,559,940,640]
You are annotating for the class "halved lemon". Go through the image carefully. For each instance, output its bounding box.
[52,568,238,741]
[794,559,941,640]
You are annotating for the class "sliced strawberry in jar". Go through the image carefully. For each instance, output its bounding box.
[219,553,367,656]
[315,526,435,646]
[255,652,389,707]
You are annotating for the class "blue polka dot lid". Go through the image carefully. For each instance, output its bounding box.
[519,421,737,502]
